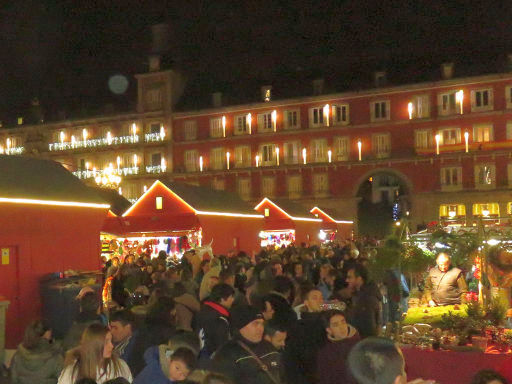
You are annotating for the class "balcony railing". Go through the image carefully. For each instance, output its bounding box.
[145,132,166,143]
[72,166,140,180]
[145,165,167,174]
[1,147,25,155]
[49,135,140,151]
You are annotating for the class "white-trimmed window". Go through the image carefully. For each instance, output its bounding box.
[234,145,251,168]
[441,167,462,190]
[313,173,329,197]
[284,109,300,130]
[410,95,430,119]
[506,86,512,109]
[438,127,461,145]
[183,120,197,141]
[283,141,300,164]
[310,138,328,163]
[262,176,276,197]
[210,147,225,170]
[235,114,250,135]
[332,104,349,125]
[471,88,493,112]
[507,164,512,186]
[309,106,327,128]
[287,175,302,199]
[372,133,391,158]
[212,178,225,191]
[415,129,432,149]
[438,91,461,116]
[370,100,390,121]
[473,124,493,143]
[258,112,273,133]
[184,150,198,172]
[260,144,276,166]
[475,164,496,189]
[237,178,251,200]
[333,136,349,161]
[210,117,223,138]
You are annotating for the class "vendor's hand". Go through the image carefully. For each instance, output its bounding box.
[428,300,437,307]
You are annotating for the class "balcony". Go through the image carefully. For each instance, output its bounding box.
[49,135,140,151]
[72,166,140,180]
[145,164,167,174]
[1,146,25,155]
[145,132,166,143]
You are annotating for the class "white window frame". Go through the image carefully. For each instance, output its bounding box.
[474,163,496,189]
[283,141,300,165]
[184,150,198,172]
[309,106,327,128]
[313,173,329,197]
[333,136,349,161]
[234,114,250,135]
[370,100,390,122]
[183,120,197,141]
[414,129,433,149]
[372,133,391,158]
[310,138,328,163]
[237,178,251,200]
[440,167,462,191]
[261,176,276,198]
[410,95,430,119]
[210,147,225,170]
[210,117,223,138]
[332,104,349,125]
[438,127,461,145]
[257,112,273,133]
[284,109,300,130]
[260,144,276,166]
[473,124,494,143]
[438,91,461,116]
[234,145,251,168]
[506,86,512,109]
[287,175,302,199]
[471,88,493,112]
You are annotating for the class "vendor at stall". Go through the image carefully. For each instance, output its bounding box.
[425,253,467,306]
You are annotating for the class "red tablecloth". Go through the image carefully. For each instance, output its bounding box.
[401,346,510,384]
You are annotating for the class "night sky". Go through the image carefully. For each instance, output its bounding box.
[0,1,511,125]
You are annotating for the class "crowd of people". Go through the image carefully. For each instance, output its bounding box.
[6,241,511,384]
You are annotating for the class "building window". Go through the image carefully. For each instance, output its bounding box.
[260,144,276,166]
[151,152,162,166]
[372,133,391,158]
[234,145,251,168]
[237,178,251,200]
[284,110,300,130]
[210,117,223,138]
[258,112,273,133]
[440,167,462,190]
[313,173,329,197]
[507,164,512,186]
[210,147,225,170]
[309,107,326,128]
[184,150,198,172]
[506,86,512,109]
[333,136,349,161]
[438,91,461,116]
[235,115,250,135]
[410,95,430,119]
[475,164,496,188]
[146,89,162,110]
[183,120,197,141]
[283,141,300,164]
[150,123,161,134]
[310,138,328,163]
[264,208,270,217]
[332,104,349,125]
[287,175,302,199]
[212,178,225,191]
[155,196,163,210]
[439,204,466,218]
[262,177,276,197]
[473,124,493,143]
[438,128,461,145]
[472,203,499,217]
[471,88,493,112]
[370,100,390,121]
[414,129,432,149]
[507,202,512,215]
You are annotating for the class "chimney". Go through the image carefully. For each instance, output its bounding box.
[212,92,223,108]
[374,71,387,87]
[312,78,324,95]
[441,62,454,80]
[261,85,272,102]
[148,55,161,72]
[507,54,512,71]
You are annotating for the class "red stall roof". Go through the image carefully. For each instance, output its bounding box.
[310,206,353,224]
[254,197,321,231]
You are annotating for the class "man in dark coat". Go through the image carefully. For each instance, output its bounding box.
[425,252,467,306]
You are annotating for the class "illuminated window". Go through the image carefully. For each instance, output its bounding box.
[313,173,329,197]
[234,146,251,168]
[283,141,300,164]
[310,138,328,163]
[262,177,276,197]
[155,196,163,210]
[437,128,461,145]
[410,95,430,119]
[438,91,460,116]
[439,204,466,218]
[507,202,512,215]
[235,115,250,135]
[264,208,270,217]
[474,164,496,188]
[473,124,493,143]
[414,129,433,149]
[472,203,499,216]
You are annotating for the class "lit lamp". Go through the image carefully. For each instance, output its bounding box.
[71,135,76,148]
[60,131,65,145]
[161,158,167,172]
[6,138,11,151]
[275,146,280,166]
[302,148,307,164]
[464,131,469,153]
[226,151,230,170]
[199,156,204,172]
[357,140,362,161]
[222,116,226,137]
[456,90,464,114]
[271,110,277,132]
[107,131,113,145]
[323,104,330,126]
[448,210,456,218]
[160,125,165,140]
[255,155,260,168]
[408,102,413,120]
[435,134,441,155]
[247,113,252,134]
[82,129,88,146]
[328,149,332,163]
[131,123,137,136]
[482,209,490,217]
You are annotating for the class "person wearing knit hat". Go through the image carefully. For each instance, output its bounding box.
[211,305,282,384]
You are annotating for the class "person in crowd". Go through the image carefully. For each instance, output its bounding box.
[199,260,222,301]
[10,320,63,384]
[133,346,197,384]
[316,310,360,384]
[58,323,132,384]
[346,264,381,338]
[383,269,409,323]
[294,285,324,320]
[195,260,211,286]
[196,283,235,358]
[63,291,105,351]
[109,310,139,374]
[317,265,337,301]
[471,370,508,384]
[211,305,281,384]
[425,252,468,306]
[107,257,121,277]
[172,282,201,331]
[219,268,247,308]
[348,337,435,384]
[263,319,287,350]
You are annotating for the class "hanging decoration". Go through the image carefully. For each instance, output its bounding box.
[259,230,295,247]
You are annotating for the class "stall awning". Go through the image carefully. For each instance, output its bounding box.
[103,214,200,236]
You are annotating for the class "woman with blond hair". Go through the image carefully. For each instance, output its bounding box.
[58,323,132,384]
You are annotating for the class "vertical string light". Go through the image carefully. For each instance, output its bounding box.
[271,110,277,132]
[302,148,307,165]
[323,104,330,126]
[464,132,469,153]
[161,158,167,172]
[255,155,260,168]
[107,131,112,145]
[328,149,332,163]
[82,129,88,146]
[133,154,138,167]
[199,156,204,172]
[247,113,252,134]
[435,134,441,155]
[222,116,226,137]
[226,151,230,170]
[357,140,362,161]
[275,146,280,166]
[456,90,464,114]
[408,102,413,120]
[160,125,165,140]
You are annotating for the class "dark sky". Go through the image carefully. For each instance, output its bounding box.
[0,0,511,124]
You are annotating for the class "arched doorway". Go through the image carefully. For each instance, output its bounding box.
[355,169,411,238]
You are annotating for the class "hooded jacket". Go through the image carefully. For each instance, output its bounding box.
[133,346,176,384]
[195,301,230,356]
[10,340,63,384]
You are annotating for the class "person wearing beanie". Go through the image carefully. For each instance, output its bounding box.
[211,305,282,384]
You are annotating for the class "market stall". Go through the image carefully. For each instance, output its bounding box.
[310,206,353,242]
